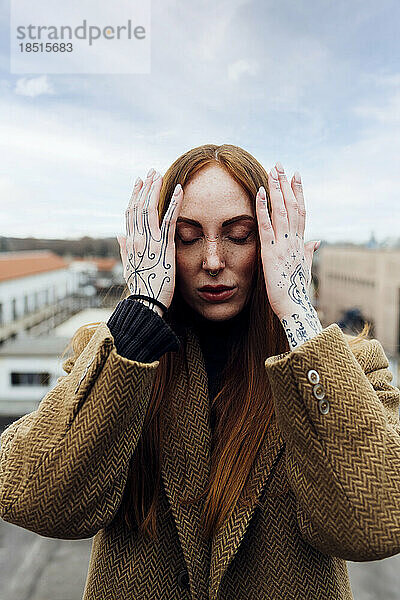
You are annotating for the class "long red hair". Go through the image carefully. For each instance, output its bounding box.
[61,143,371,542]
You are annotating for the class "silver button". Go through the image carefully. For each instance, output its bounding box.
[312,383,325,400]
[307,369,320,384]
[318,398,330,414]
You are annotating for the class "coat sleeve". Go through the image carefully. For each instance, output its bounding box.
[264,322,400,561]
[0,321,161,540]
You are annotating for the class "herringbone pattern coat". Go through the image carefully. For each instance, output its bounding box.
[1,322,400,599]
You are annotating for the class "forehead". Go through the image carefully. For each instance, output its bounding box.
[179,164,254,222]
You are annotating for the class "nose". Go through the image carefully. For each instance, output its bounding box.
[202,236,225,272]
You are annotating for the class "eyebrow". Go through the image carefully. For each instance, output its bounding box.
[176,215,255,227]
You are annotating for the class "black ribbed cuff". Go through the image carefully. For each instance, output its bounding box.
[106,297,181,362]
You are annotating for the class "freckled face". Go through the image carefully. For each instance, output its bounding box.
[175,164,258,322]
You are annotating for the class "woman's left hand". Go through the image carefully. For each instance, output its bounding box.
[256,161,320,320]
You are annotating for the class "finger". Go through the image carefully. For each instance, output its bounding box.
[117,234,127,270]
[275,162,298,235]
[304,240,314,264]
[290,171,306,240]
[137,169,155,233]
[144,170,163,234]
[162,183,183,242]
[256,186,275,244]
[267,167,289,239]
[117,234,126,250]
[126,176,143,237]
[303,241,316,284]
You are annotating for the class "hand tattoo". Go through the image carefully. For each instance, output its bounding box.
[124,187,178,305]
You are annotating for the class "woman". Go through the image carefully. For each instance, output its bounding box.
[1,144,400,600]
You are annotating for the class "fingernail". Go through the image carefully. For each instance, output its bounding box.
[134,176,141,186]
[153,171,160,181]
[259,186,266,199]
[147,168,155,178]
[269,167,278,179]
[275,161,284,173]
[294,171,301,183]
[173,183,182,196]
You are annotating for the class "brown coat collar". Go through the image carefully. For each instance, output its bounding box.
[161,327,285,600]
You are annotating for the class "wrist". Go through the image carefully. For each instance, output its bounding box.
[136,299,164,318]
[279,310,323,350]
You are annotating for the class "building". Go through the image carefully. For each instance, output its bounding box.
[0,308,112,430]
[0,250,122,344]
[0,250,123,430]
[0,250,84,344]
[316,246,400,384]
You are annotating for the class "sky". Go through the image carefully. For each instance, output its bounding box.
[0,0,399,244]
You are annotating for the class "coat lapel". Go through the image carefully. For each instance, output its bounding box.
[161,327,212,599]
[161,327,285,600]
[209,416,285,600]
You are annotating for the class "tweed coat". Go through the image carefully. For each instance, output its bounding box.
[1,320,400,600]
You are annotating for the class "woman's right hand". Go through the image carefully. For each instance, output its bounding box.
[116,168,184,317]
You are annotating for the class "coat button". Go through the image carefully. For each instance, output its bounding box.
[177,570,189,590]
[312,383,325,400]
[318,398,330,414]
[307,369,320,384]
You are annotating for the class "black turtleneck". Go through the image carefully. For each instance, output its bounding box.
[176,299,250,400]
[106,296,249,402]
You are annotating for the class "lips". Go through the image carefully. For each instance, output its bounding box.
[199,286,234,292]
[198,287,236,302]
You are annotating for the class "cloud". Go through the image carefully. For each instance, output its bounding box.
[353,95,400,124]
[228,59,258,82]
[195,0,252,62]
[0,0,399,242]
[0,97,184,238]
[352,77,400,124]
[15,75,55,97]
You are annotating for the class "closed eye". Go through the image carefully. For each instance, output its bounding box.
[177,233,253,245]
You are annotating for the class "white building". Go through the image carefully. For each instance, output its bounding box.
[0,250,120,425]
[0,250,104,343]
[0,308,112,420]
[0,250,80,323]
